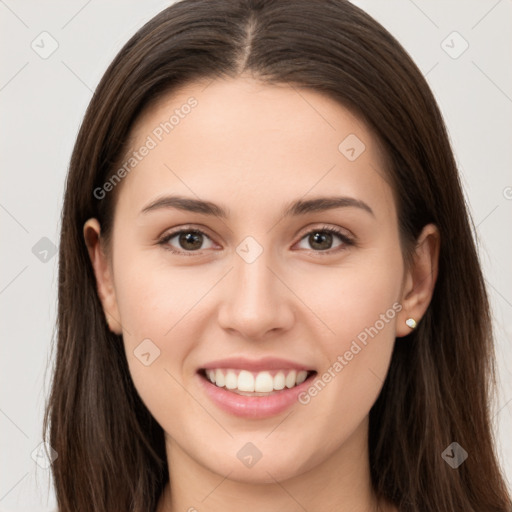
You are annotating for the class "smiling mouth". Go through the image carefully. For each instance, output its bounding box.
[198,368,317,396]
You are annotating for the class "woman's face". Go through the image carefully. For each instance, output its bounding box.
[86,76,433,483]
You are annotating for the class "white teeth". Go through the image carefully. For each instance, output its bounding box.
[285,370,296,388]
[224,370,238,390]
[214,369,225,388]
[237,370,254,392]
[273,371,285,390]
[204,368,311,393]
[254,371,274,392]
[296,370,308,385]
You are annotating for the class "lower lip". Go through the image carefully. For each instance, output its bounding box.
[197,371,316,419]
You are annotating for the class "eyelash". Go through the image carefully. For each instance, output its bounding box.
[157,225,355,257]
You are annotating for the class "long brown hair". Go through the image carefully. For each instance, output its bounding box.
[43,0,512,510]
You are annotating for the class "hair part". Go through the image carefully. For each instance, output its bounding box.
[44,1,512,511]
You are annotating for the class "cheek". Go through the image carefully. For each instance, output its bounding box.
[114,265,202,436]
[296,245,402,417]
[110,245,234,417]
[295,304,398,468]
[113,247,208,343]
[302,245,403,348]
[111,249,198,400]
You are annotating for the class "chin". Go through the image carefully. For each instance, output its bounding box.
[200,447,314,484]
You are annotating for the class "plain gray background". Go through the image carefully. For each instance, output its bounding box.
[1,1,511,510]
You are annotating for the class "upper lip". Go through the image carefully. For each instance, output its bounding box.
[199,356,315,373]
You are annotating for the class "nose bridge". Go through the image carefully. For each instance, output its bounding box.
[233,235,279,310]
[217,235,293,337]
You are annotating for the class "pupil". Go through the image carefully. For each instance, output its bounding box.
[310,231,332,250]
[180,232,202,250]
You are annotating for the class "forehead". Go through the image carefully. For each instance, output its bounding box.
[114,76,394,222]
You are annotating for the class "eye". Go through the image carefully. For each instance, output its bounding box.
[158,225,354,256]
[295,225,354,253]
[158,227,216,255]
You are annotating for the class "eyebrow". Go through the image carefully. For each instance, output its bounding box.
[140,194,375,218]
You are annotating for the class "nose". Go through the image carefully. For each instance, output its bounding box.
[217,243,295,340]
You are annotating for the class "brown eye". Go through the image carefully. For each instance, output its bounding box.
[296,227,353,253]
[159,229,215,255]
[178,231,204,251]
[308,231,334,250]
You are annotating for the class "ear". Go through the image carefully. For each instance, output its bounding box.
[83,218,123,335]
[396,223,440,337]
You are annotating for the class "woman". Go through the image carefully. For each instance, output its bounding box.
[43,0,512,511]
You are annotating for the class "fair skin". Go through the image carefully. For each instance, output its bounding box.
[84,77,439,512]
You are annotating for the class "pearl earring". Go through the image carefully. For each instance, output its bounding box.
[405,318,417,329]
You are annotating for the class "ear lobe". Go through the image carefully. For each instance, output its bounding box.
[396,223,440,338]
[83,218,123,335]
